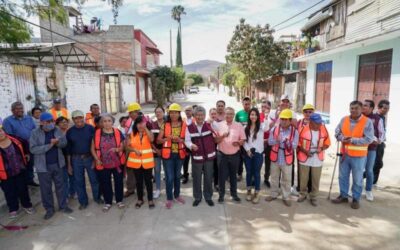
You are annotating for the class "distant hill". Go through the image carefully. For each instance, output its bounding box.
[183,60,223,77]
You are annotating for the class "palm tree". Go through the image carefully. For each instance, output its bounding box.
[171,5,186,67]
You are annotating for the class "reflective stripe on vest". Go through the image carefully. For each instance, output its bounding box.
[270,125,295,165]
[0,135,27,180]
[297,124,330,163]
[127,132,155,169]
[161,122,187,160]
[94,128,126,170]
[341,115,369,157]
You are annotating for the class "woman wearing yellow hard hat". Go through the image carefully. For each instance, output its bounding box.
[298,104,315,129]
[157,103,187,209]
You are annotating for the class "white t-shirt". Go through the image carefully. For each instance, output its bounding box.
[304,130,323,167]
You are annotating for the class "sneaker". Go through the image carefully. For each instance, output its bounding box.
[9,211,18,219]
[252,192,260,204]
[246,190,252,201]
[331,195,349,204]
[265,196,277,202]
[117,202,125,209]
[24,207,36,215]
[218,197,224,203]
[232,196,241,203]
[310,199,318,207]
[153,189,161,199]
[78,204,88,210]
[351,200,360,209]
[283,199,292,207]
[175,196,185,204]
[297,195,307,203]
[44,210,54,220]
[366,191,374,201]
[165,200,173,209]
[192,200,201,207]
[206,200,214,207]
[62,207,73,214]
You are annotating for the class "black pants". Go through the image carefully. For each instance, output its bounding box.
[0,171,32,212]
[264,145,272,181]
[97,168,124,205]
[218,151,240,198]
[373,142,385,184]
[133,167,153,201]
[213,157,218,186]
[25,154,35,183]
[183,150,191,179]
[238,147,245,176]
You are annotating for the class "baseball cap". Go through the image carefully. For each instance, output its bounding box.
[40,112,54,121]
[280,94,290,101]
[310,113,323,124]
[71,110,84,118]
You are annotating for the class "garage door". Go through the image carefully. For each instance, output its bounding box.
[12,65,36,113]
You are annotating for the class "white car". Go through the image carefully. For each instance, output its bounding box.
[189,87,199,94]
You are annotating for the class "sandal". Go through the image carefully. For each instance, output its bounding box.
[117,202,125,209]
[102,204,112,212]
[135,200,144,209]
[149,201,155,209]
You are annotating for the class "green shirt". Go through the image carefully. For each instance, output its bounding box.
[235,110,248,126]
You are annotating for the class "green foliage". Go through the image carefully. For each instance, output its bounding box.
[187,73,204,85]
[0,0,123,45]
[172,67,185,90]
[171,5,185,67]
[226,18,288,87]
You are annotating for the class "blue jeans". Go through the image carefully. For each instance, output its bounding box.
[63,168,76,200]
[163,153,183,201]
[244,152,263,191]
[72,157,99,206]
[365,150,377,192]
[154,157,162,190]
[339,156,367,201]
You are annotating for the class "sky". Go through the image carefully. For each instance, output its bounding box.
[28,0,330,66]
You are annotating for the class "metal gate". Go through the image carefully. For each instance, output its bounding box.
[105,75,120,114]
[357,49,392,105]
[315,61,332,114]
[12,65,36,113]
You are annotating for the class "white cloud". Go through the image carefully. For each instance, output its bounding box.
[136,5,162,15]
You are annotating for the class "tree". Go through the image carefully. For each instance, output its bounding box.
[226,18,288,98]
[0,0,123,46]
[187,73,204,85]
[172,67,185,91]
[150,66,186,106]
[171,5,186,67]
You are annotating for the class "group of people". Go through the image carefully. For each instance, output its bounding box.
[0,94,390,220]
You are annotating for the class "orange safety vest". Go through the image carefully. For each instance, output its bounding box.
[94,128,126,170]
[341,115,369,157]
[126,132,155,169]
[297,124,331,163]
[270,125,296,165]
[161,122,187,160]
[50,108,68,120]
[85,113,96,127]
[0,135,27,180]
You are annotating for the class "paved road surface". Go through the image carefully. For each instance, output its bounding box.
[0,86,399,250]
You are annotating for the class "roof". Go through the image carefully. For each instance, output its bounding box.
[146,46,162,55]
[0,42,97,68]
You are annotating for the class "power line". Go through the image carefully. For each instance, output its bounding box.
[275,17,307,32]
[0,8,134,65]
[272,0,326,28]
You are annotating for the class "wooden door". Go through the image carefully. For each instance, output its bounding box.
[315,61,332,113]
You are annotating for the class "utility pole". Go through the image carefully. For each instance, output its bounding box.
[169,29,173,67]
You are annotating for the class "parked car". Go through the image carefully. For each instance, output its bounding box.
[189,86,199,94]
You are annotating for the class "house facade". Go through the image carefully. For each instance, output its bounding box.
[295,0,400,143]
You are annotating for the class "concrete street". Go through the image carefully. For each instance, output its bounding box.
[0,87,399,250]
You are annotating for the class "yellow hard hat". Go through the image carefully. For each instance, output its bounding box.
[279,109,293,119]
[127,102,141,112]
[168,103,182,112]
[302,104,315,111]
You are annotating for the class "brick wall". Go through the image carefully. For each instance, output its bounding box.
[64,67,100,113]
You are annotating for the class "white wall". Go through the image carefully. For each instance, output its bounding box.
[65,67,101,113]
[0,60,17,119]
[121,75,136,109]
[305,37,400,143]
[139,77,145,103]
